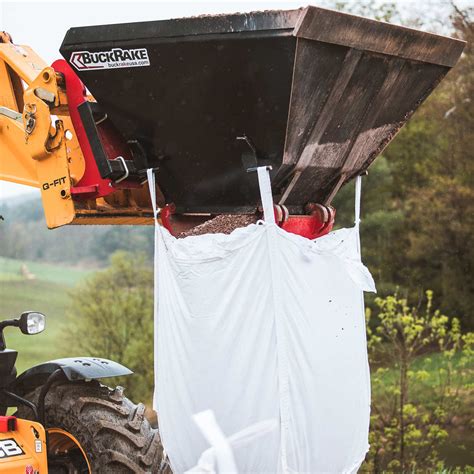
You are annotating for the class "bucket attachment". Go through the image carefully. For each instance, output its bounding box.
[58,6,464,226]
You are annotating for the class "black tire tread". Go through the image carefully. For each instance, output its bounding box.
[17,380,171,473]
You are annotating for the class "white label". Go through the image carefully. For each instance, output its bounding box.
[35,439,42,453]
[70,48,150,71]
[0,438,24,458]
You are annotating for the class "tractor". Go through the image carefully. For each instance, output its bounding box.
[0,311,164,472]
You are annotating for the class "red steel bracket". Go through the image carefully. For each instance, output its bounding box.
[278,204,336,240]
[160,203,177,235]
[52,59,114,198]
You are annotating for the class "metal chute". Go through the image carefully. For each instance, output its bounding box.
[59,6,464,223]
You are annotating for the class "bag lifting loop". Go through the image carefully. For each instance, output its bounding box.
[354,174,362,229]
[146,168,161,221]
[251,165,276,225]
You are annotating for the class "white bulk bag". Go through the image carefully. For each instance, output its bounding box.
[148,169,375,474]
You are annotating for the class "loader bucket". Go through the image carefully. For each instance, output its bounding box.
[60,7,464,215]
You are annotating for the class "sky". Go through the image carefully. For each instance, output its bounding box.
[0,0,468,203]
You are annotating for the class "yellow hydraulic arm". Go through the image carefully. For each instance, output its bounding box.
[0,33,161,230]
[0,32,86,228]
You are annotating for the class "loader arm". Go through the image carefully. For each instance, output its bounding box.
[0,34,83,228]
[0,34,158,229]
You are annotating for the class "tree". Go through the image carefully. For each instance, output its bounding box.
[64,251,154,402]
[332,6,474,328]
[363,291,473,471]
[402,6,474,326]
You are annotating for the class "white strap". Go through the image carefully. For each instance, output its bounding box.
[190,410,238,474]
[257,166,275,224]
[186,411,278,474]
[354,175,362,229]
[147,168,169,252]
[147,168,160,220]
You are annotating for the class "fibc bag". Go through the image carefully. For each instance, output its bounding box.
[148,168,375,474]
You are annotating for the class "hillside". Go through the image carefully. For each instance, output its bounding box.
[0,197,153,265]
[0,257,92,373]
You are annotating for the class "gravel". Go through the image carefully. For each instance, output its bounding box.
[178,214,259,237]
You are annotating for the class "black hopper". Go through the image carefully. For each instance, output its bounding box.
[61,7,464,214]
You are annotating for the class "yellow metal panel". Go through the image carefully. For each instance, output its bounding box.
[18,69,76,228]
[0,418,48,473]
[35,137,76,228]
[0,43,47,84]
[0,114,39,187]
[0,35,85,228]
[0,60,20,112]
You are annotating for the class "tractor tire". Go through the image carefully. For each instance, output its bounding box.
[17,380,171,474]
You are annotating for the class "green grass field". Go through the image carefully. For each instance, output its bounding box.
[0,256,90,286]
[0,257,92,373]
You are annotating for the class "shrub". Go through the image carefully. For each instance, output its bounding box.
[65,251,154,403]
[363,291,473,471]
